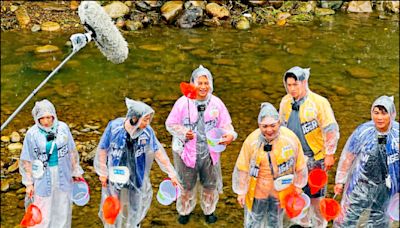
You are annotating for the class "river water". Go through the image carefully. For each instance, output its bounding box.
[1,12,399,227]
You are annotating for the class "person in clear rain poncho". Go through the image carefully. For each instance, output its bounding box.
[232,102,308,228]
[19,99,84,228]
[165,65,237,224]
[333,95,399,228]
[94,98,181,228]
[279,66,340,227]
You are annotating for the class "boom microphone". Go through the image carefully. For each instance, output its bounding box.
[1,1,129,131]
[78,1,128,64]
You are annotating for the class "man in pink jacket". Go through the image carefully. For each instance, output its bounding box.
[166,65,237,224]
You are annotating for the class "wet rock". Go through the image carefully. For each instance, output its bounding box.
[31,60,61,72]
[320,0,343,10]
[383,1,399,13]
[177,7,203,28]
[1,136,10,143]
[161,1,183,23]
[8,143,22,152]
[184,0,206,10]
[15,7,30,28]
[125,20,143,31]
[41,21,61,31]
[277,19,287,26]
[10,5,18,12]
[139,44,166,51]
[347,1,372,13]
[10,132,21,143]
[203,17,221,27]
[269,0,284,9]
[288,14,314,23]
[279,1,296,12]
[1,180,10,192]
[292,1,317,14]
[346,66,376,78]
[144,0,163,8]
[116,17,125,28]
[19,128,27,134]
[7,159,19,173]
[233,16,250,30]
[83,124,101,130]
[34,45,60,54]
[315,8,335,16]
[31,24,41,32]
[206,3,230,19]
[103,1,130,19]
[70,0,79,10]
[54,82,79,97]
[277,12,291,20]
[36,2,68,11]
[135,1,152,11]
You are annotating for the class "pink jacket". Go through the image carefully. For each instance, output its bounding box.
[166,95,235,168]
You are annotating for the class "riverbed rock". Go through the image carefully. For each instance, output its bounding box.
[31,24,41,32]
[383,1,399,13]
[177,7,203,28]
[277,12,291,20]
[288,13,314,23]
[15,7,30,28]
[315,8,335,16]
[8,143,22,152]
[10,132,21,143]
[41,21,61,31]
[70,0,79,10]
[103,1,130,19]
[125,20,143,31]
[34,45,60,54]
[346,66,376,78]
[292,1,317,14]
[347,1,372,13]
[161,1,183,23]
[206,3,230,19]
[31,60,61,72]
[7,159,19,173]
[1,180,10,192]
[320,0,343,10]
[234,16,250,30]
[185,0,206,9]
[1,136,10,143]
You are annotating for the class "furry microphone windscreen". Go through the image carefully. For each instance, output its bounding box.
[78,1,129,64]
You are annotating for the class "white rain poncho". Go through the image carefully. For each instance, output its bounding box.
[232,103,308,228]
[165,65,237,217]
[19,99,83,228]
[279,66,340,227]
[94,98,178,227]
[334,96,399,228]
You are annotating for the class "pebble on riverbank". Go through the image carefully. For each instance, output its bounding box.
[1,1,398,32]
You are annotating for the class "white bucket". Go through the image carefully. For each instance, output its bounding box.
[388,193,399,221]
[156,179,181,206]
[72,179,90,206]
[291,193,311,221]
[206,128,226,153]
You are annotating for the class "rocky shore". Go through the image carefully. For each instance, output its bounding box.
[1,1,399,32]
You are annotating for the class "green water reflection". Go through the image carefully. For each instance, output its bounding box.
[1,12,399,227]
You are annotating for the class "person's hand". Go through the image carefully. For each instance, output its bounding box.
[26,185,34,197]
[170,176,183,190]
[99,176,108,187]
[334,184,344,195]
[219,134,234,145]
[324,154,335,171]
[185,130,195,140]
[237,194,246,208]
